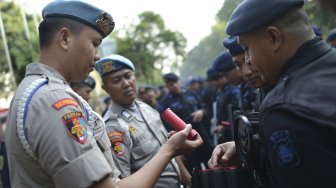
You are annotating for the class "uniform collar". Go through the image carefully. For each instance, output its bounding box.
[278,38,332,82]
[25,63,68,84]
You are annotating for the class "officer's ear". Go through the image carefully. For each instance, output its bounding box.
[57,27,72,51]
[265,26,282,53]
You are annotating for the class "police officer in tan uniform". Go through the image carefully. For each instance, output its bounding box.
[5,1,202,188]
[96,54,191,188]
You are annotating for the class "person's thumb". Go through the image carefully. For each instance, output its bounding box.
[180,124,192,137]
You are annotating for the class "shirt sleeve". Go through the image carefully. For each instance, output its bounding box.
[260,105,336,187]
[27,90,113,188]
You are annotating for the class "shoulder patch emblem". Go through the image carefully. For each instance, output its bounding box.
[53,98,78,110]
[62,112,87,144]
[112,142,126,157]
[270,129,300,169]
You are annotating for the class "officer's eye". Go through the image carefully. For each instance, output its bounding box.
[111,78,120,84]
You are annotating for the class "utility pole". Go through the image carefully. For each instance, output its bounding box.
[0,10,17,88]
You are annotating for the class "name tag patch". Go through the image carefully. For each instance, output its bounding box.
[63,112,87,144]
[53,98,78,110]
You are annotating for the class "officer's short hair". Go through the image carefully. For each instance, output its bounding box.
[39,18,85,48]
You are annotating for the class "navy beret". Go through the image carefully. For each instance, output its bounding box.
[226,0,304,36]
[212,51,235,73]
[70,76,96,89]
[195,76,205,83]
[206,67,221,81]
[138,84,156,93]
[327,28,336,41]
[223,36,244,56]
[42,1,114,38]
[312,25,322,37]
[95,54,135,77]
[163,73,179,82]
[188,77,198,85]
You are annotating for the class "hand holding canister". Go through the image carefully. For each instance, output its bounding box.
[162,108,198,140]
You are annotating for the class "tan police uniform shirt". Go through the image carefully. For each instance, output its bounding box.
[6,63,120,188]
[104,100,180,188]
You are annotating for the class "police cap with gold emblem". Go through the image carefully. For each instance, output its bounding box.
[42,0,114,38]
[226,0,304,36]
[95,54,135,77]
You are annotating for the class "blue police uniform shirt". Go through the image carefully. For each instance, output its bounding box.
[260,38,336,187]
[216,84,240,123]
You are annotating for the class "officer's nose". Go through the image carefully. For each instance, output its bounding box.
[94,50,101,61]
[242,63,252,79]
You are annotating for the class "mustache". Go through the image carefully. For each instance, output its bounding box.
[123,89,134,96]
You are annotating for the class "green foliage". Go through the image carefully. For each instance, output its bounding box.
[179,0,336,79]
[216,0,243,22]
[304,1,336,38]
[0,1,39,98]
[115,11,186,85]
[180,21,227,78]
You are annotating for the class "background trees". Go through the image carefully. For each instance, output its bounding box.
[115,11,186,85]
[0,0,335,96]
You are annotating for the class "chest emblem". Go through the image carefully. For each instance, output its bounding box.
[128,124,138,134]
[62,112,87,144]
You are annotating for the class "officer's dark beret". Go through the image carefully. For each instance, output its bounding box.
[138,84,156,93]
[212,51,235,73]
[188,77,198,86]
[206,67,221,81]
[312,26,322,37]
[223,36,244,56]
[196,76,205,84]
[226,0,304,36]
[163,73,179,82]
[42,1,114,38]
[327,28,336,41]
[70,76,96,89]
[95,54,135,77]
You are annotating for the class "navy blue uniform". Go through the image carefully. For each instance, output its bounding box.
[260,38,336,188]
[158,91,213,172]
[216,84,240,143]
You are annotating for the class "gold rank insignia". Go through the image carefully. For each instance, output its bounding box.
[128,124,137,134]
[100,61,116,74]
[96,12,115,35]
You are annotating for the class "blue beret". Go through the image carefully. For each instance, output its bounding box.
[195,76,205,83]
[188,77,198,85]
[312,26,322,37]
[327,28,336,41]
[223,36,244,56]
[226,0,304,36]
[70,76,96,89]
[95,54,135,77]
[206,67,221,81]
[42,1,114,38]
[163,73,179,82]
[212,51,235,73]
